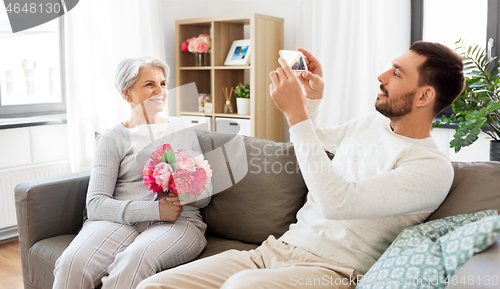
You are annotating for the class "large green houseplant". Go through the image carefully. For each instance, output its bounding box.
[433,39,500,160]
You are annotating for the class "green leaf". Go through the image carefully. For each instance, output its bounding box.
[455,126,468,136]
[468,73,487,79]
[463,132,479,145]
[163,149,176,171]
[450,138,462,153]
[432,121,442,128]
[487,101,500,111]
[465,114,477,123]
[471,45,479,57]
[476,116,487,128]
[458,121,473,129]
[469,81,487,88]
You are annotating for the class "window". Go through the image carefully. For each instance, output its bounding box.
[411,0,499,117]
[0,11,66,118]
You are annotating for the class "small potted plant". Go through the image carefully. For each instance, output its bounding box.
[234,83,250,115]
[433,38,500,161]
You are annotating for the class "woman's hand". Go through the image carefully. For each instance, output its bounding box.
[159,194,183,222]
[296,48,324,100]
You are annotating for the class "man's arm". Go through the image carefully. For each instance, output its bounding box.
[290,119,454,220]
[270,48,348,153]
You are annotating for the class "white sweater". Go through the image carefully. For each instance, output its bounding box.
[86,117,211,225]
[279,99,453,274]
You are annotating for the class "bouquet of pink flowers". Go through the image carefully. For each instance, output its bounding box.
[143,143,212,202]
[181,33,211,54]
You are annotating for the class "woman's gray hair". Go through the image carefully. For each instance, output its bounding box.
[115,57,170,98]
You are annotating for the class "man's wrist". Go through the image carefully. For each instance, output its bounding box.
[286,111,309,127]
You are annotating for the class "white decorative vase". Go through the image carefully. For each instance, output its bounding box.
[236,98,250,115]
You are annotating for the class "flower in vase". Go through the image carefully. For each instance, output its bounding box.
[198,41,209,53]
[181,40,189,53]
[188,38,199,53]
[183,34,211,54]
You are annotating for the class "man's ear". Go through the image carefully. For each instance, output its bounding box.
[416,86,436,108]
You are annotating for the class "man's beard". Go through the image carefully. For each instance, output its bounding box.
[375,85,416,119]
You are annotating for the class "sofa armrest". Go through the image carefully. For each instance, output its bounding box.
[15,170,90,252]
[445,234,500,288]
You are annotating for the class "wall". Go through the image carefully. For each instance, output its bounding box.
[432,128,490,162]
[1,1,492,176]
[161,0,304,141]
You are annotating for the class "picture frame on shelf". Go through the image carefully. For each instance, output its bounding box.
[224,39,251,66]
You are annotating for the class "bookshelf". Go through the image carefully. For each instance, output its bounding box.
[175,13,284,141]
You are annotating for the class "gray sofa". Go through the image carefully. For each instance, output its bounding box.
[15,131,500,289]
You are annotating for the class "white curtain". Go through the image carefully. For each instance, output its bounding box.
[298,0,411,126]
[64,0,167,172]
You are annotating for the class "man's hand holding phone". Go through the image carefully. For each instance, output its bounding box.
[296,48,324,100]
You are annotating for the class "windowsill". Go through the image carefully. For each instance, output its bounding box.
[0,114,67,130]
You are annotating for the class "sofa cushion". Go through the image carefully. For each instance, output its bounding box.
[196,234,259,260]
[29,234,76,289]
[196,131,308,244]
[445,235,500,289]
[427,162,500,222]
[437,215,500,277]
[357,210,498,289]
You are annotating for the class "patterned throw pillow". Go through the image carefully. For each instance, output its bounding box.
[357,210,498,289]
[437,215,500,277]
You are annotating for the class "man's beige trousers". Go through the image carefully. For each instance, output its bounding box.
[137,235,361,289]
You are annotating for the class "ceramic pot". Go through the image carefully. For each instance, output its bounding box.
[490,140,500,162]
[236,98,250,115]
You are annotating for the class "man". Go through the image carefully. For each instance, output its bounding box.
[137,41,465,289]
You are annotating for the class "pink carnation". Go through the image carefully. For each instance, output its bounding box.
[153,163,173,191]
[196,159,212,181]
[171,171,193,196]
[181,40,189,53]
[151,144,172,164]
[176,157,196,173]
[197,41,208,53]
[188,38,199,53]
[191,168,208,196]
[143,166,162,193]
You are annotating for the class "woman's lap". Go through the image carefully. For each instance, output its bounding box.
[53,218,206,289]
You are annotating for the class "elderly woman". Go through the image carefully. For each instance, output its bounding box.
[52,57,212,289]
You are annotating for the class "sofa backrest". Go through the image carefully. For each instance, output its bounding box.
[426,161,500,221]
[195,131,500,241]
[195,130,308,244]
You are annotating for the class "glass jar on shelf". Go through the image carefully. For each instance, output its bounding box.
[203,94,213,113]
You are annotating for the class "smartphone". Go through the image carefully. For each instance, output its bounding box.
[279,50,308,71]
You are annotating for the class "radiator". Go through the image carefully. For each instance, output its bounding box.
[0,160,72,230]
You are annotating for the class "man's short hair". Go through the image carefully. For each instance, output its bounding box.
[409,41,465,116]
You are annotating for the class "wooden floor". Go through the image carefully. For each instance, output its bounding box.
[0,237,23,289]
